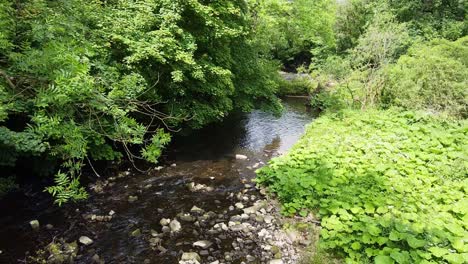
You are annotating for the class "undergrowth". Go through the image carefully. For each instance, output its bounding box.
[256,109,467,263]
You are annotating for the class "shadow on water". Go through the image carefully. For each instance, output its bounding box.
[0,98,314,263]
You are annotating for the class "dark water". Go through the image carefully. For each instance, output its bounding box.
[0,98,314,263]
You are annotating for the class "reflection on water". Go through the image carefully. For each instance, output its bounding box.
[240,99,314,153]
[170,98,314,161]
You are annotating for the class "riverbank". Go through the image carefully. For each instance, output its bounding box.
[0,98,318,263]
[257,109,468,263]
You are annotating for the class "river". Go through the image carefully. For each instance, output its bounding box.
[0,98,314,263]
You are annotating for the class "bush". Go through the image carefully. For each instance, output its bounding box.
[257,109,468,263]
[383,37,468,118]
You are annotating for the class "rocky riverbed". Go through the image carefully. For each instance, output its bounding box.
[0,98,318,263]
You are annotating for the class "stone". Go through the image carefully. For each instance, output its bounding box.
[128,195,138,203]
[171,163,177,167]
[29,220,40,230]
[269,260,284,264]
[200,250,209,256]
[91,254,100,263]
[160,218,171,226]
[209,261,220,264]
[79,236,93,246]
[170,219,182,232]
[235,202,244,209]
[193,240,213,249]
[179,214,195,222]
[180,252,201,262]
[190,206,204,214]
[130,228,141,237]
[46,224,54,230]
[264,215,274,224]
[235,154,248,160]
[109,210,115,216]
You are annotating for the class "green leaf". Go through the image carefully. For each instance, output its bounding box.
[375,255,394,264]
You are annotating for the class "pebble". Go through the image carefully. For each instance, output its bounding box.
[46,224,54,230]
[193,240,213,249]
[235,154,248,160]
[235,202,244,209]
[79,236,93,246]
[128,195,138,203]
[170,219,182,232]
[160,218,171,226]
[130,228,141,237]
[180,252,201,262]
[29,220,40,230]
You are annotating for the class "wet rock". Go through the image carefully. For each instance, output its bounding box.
[179,213,195,222]
[91,254,101,263]
[160,218,171,226]
[130,228,141,237]
[171,163,177,167]
[46,224,54,230]
[109,210,115,216]
[235,202,244,209]
[30,220,40,230]
[235,154,248,160]
[162,226,171,233]
[180,252,201,262]
[187,182,214,192]
[269,259,284,264]
[190,206,204,214]
[128,195,138,203]
[79,236,93,246]
[170,219,182,232]
[193,240,213,249]
[209,261,220,264]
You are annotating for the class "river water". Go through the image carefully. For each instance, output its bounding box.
[0,98,314,263]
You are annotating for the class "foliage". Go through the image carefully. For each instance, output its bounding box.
[257,109,468,263]
[383,37,468,118]
[252,0,336,68]
[0,0,282,203]
[277,76,314,96]
[141,129,171,164]
[44,161,87,206]
[334,0,375,53]
[386,0,467,40]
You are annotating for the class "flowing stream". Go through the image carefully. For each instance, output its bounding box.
[0,98,314,263]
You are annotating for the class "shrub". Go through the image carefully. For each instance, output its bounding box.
[257,109,468,263]
[383,37,468,118]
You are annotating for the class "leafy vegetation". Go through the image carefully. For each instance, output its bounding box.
[0,0,283,202]
[253,0,336,69]
[257,110,468,263]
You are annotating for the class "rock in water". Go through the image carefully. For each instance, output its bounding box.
[193,240,213,249]
[29,220,40,230]
[128,195,138,203]
[79,236,93,246]
[160,218,171,226]
[269,260,284,264]
[235,154,248,160]
[130,228,141,237]
[170,219,182,232]
[180,252,201,262]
